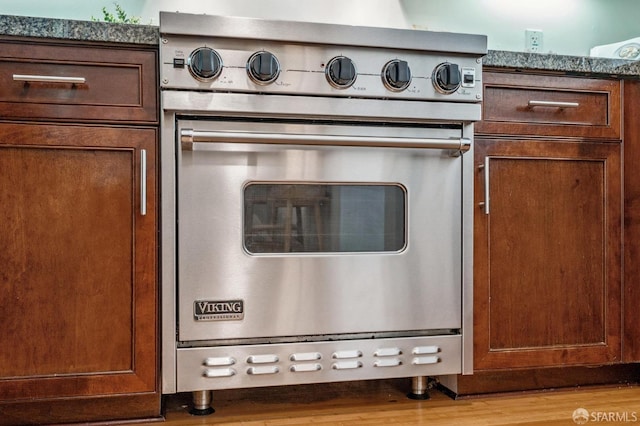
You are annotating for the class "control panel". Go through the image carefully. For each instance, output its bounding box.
[160,35,483,102]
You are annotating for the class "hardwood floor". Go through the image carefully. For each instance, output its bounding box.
[138,379,640,425]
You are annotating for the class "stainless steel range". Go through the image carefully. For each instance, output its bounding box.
[159,11,486,414]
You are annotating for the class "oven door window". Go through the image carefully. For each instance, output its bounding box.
[243,183,406,254]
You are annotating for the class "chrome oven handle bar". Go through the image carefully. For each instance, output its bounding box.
[180,129,471,152]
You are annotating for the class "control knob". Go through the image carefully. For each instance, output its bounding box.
[325,56,357,89]
[188,47,223,81]
[382,59,411,91]
[432,62,461,94]
[247,51,280,84]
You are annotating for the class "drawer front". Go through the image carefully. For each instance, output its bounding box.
[0,40,157,123]
[477,71,621,140]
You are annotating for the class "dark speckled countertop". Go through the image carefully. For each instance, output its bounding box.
[2,14,640,78]
[484,50,640,79]
[0,14,157,45]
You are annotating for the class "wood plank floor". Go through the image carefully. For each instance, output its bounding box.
[141,379,640,425]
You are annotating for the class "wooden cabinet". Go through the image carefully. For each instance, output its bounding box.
[0,39,159,424]
[473,71,623,371]
[478,71,621,140]
[474,139,621,369]
[623,80,640,363]
[0,40,156,123]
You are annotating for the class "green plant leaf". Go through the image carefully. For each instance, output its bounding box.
[93,2,141,24]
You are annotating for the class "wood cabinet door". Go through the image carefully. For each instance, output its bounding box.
[623,80,640,362]
[0,122,157,402]
[473,138,622,370]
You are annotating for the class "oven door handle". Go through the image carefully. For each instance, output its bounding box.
[180,129,471,152]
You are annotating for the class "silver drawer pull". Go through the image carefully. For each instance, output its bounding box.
[247,366,279,375]
[412,355,440,365]
[290,363,322,373]
[247,354,279,364]
[527,100,579,108]
[203,368,236,378]
[140,149,147,216]
[13,74,86,84]
[480,157,490,215]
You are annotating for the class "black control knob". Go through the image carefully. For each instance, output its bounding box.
[432,62,461,94]
[382,59,411,91]
[188,47,223,81]
[247,51,280,84]
[325,56,357,89]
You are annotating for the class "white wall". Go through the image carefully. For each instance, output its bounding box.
[0,0,408,28]
[402,0,640,56]
[3,0,640,56]
[140,0,408,28]
[1,0,136,23]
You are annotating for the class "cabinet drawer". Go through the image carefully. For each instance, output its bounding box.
[477,71,621,140]
[0,39,157,123]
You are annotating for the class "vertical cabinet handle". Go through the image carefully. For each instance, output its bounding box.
[479,157,490,214]
[140,149,147,216]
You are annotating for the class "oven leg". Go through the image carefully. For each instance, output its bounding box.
[189,390,215,415]
[407,376,430,400]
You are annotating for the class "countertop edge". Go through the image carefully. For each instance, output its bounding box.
[484,50,640,78]
[0,14,158,45]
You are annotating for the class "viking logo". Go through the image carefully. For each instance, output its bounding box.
[194,300,244,321]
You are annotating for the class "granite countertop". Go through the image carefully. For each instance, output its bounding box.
[0,14,157,45]
[2,14,640,78]
[484,50,640,78]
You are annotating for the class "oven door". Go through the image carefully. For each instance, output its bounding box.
[176,119,466,343]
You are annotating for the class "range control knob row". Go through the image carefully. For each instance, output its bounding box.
[382,59,411,91]
[187,47,462,97]
[187,47,223,81]
[325,56,357,89]
[247,51,280,84]
[432,62,461,94]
